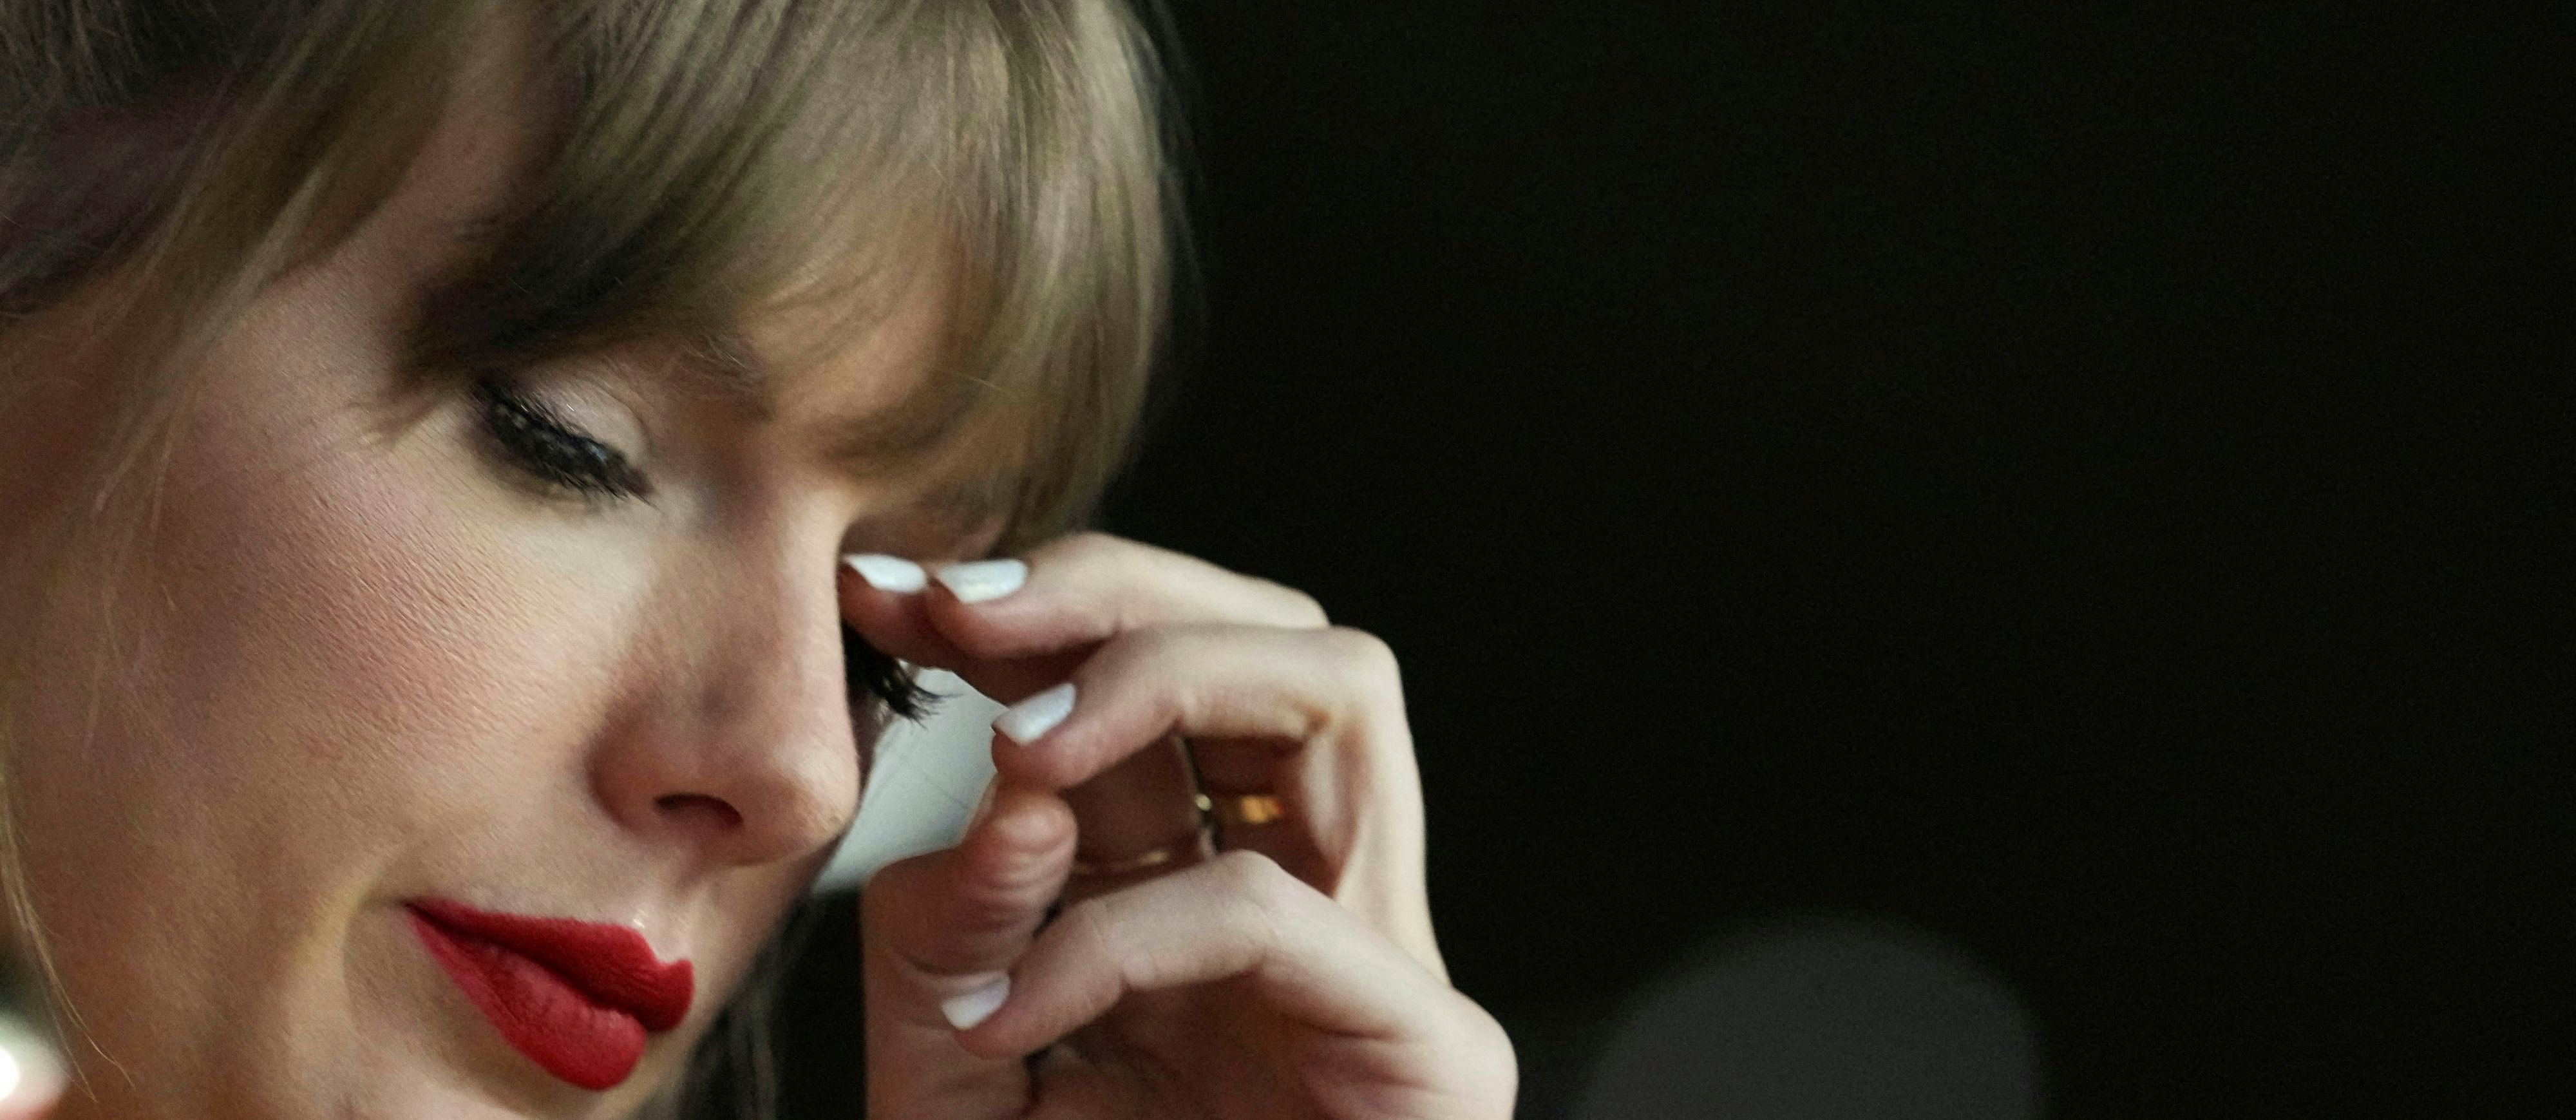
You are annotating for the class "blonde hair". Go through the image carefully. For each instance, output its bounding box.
[1,1,1176,1114]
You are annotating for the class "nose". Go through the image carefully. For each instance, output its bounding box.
[591,538,864,871]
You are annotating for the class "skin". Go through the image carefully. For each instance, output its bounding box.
[0,33,1514,1120]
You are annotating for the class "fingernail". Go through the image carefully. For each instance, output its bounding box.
[934,558,1027,603]
[992,681,1075,745]
[940,975,1010,1030]
[843,553,927,593]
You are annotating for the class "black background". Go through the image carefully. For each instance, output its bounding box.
[1099,3,2557,1117]
[781,4,2559,1117]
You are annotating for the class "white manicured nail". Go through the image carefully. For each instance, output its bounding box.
[992,682,1075,745]
[940,975,1010,1030]
[935,558,1027,603]
[842,553,927,593]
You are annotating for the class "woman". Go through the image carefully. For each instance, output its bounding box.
[0,1,1515,1117]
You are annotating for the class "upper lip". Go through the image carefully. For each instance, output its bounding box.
[406,897,694,1030]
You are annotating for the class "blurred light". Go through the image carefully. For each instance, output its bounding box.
[1573,918,2040,1120]
[0,1011,63,1119]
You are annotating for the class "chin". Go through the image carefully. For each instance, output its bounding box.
[221,1029,685,1120]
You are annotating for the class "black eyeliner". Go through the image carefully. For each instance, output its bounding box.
[469,375,652,501]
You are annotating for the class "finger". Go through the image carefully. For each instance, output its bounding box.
[840,555,1079,704]
[986,623,1443,971]
[954,850,1495,1068]
[920,532,1329,661]
[989,624,1403,787]
[867,784,1075,973]
[841,533,1332,708]
[859,784,1075,1112]
[838,552,962,667]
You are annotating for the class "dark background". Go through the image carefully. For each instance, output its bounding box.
[784,3,2561,1117]
[1106,1,2559,1115]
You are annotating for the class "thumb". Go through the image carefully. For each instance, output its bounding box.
[860,781,1075,1119]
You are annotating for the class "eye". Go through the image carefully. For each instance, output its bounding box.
[844,622,940,722]
[470,375,653,502]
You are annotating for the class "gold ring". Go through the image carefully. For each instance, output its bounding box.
[1064,742,1289,877]
[1067,817,1214,877]
[1202,792,1288,828]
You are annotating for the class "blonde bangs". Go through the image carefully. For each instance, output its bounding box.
[410,0,1175,549]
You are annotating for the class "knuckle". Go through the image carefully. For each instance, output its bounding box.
[1050,895,1146,988]
[1213,848,1296,910]
[1076,631,1188,716]
[1267,582,1329,627]
[1119,629,1216,704]
[1050,893,1128,971]
[1452,998,1522,1108]
[1054,893,1115,948]
[1209,850,1300,960]
[1108,624,1191,671]
[1320,626,1402,692]
[949,866,1059,935]
[949,889,1027,938]
[1043,530,1124,569]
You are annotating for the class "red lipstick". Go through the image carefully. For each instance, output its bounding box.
[406,898,694,1091]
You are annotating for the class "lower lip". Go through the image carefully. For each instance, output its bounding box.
[405,907,649,1092]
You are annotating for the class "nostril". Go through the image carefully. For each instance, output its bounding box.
[654,793,743,830]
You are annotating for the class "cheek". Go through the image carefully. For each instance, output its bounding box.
[2,330,664,1092]
[144,400,635,872]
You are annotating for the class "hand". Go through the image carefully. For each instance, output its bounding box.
[840,533,1516,1119]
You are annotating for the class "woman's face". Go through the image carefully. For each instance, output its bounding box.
[0,52,980,1120]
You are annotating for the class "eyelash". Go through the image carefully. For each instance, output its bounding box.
[468,375,933,721]
[846,623,940,723]
[470,375,652,502]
